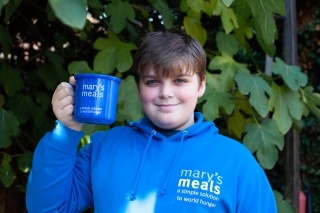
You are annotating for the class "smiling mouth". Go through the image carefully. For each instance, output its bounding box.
[156,103,178,107]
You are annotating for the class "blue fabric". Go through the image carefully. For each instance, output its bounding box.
[26,112,277,213]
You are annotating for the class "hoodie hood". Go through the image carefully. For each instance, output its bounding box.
[128,112,217,141]
[125,112,218,201]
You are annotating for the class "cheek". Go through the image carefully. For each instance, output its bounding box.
[139,90,156,103]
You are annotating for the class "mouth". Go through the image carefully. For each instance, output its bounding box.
[156,103,179,110]
[156,103,178,107]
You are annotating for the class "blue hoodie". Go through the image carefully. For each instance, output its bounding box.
[26,112,277,213]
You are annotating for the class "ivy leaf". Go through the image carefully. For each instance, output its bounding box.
[301,86,320,118]
[213,0,238,34]
[0,109,19,148]
[202,90,234,121]
[106,0,135,33]
[208,52,250,91]
[0,154,16,187]
[243,119,284,169]
[184,16,207,46]
[0,63,23,97]
[216,32,240,56]
[269,83,303,134]
[117,76,143,121]
[150,0,174,29]
[48,0,87,29]
[93,32,136,73]
[68,61,94,75]
[236,72,272,117]
[247,0,285,46]
[18,151,33,173]
[272,57,308,91]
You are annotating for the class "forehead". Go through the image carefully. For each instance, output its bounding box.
[139,62,196,79]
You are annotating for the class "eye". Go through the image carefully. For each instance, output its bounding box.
[175,78,187,83]
[145,79,159,85]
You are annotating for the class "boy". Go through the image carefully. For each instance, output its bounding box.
[26,29,277,212]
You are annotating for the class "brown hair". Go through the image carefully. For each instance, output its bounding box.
[132,29,206,83]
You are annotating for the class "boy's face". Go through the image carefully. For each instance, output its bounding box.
[136,68,206,130]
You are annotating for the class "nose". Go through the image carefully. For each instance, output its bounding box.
[159,82,174,98]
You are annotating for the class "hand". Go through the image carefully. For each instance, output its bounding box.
[51,76,83,131]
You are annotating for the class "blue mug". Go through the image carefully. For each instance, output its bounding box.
[74,74,121,125]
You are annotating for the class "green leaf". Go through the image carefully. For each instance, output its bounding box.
[233,14,253,46]
[3,0,22,23]
[0,154,16,187]
[213,1,238,34]
[221,0,234,7]
[0,25,12,57]
[227,91,254,139]
[269,83,303,134]
[0,63,23,97]
[150,0,174,29]
[202,90,234,120]
[247,0,286,45]
[243,119,284,169]
[253,18,276,56]
[106,0,135,33]
[186,0,203,12]
[272,57,308,91]
[216,32,240,56]
[88,0,102,9]
[117,76,143,121]
[35,64,60,90]
[36,92,51,111]
[208,52,250,91]
[48,0,87,29]
[0,95,4,107]
[7,94,35,124]
[236,72,272,117]
[18,151,33,173]
[45,51,69,81]
[68,61,94,75]
[93,33,136,73]
[274,190,296,213]
[0,109,19,148]
[184,16,207,46]
[301,86,320,118]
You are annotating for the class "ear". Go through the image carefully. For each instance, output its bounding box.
[198,76,206,98]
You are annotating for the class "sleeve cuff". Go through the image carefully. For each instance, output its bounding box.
[51,120,85,152]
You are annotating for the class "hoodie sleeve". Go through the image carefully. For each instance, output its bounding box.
[236,165,277,213]
[26,121,94,213]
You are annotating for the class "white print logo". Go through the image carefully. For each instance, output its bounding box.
[81,84,105,98]
[176,169,223,209]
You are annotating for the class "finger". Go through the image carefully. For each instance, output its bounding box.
[52,83,74,107]
[69,76,76,85]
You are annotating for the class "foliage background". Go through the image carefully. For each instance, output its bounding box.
[0,0,319,212]
[297,1,320,212]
